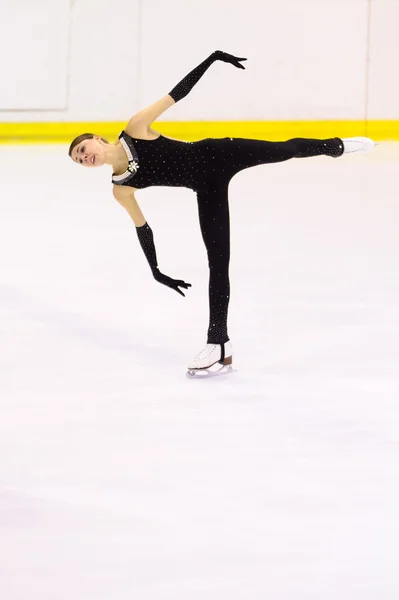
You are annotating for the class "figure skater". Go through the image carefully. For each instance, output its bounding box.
[69,50,374,377]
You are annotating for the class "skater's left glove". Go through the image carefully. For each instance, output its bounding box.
[169,50,247,103]
[213,50,247,70]
[136,222,191,297]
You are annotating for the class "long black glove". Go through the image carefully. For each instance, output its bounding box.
[169,50,247,103]
[136,223,192,297]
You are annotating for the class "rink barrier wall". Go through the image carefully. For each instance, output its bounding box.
[0,121,398,143]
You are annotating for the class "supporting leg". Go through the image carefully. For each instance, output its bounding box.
[196,182,231,346]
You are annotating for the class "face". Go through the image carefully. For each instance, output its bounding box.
[71,136,105,167]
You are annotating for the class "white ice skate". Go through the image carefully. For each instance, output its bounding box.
[187,341,234,378]
[342,137,375,155]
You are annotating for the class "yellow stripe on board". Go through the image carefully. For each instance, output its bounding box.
[0,121,398,143]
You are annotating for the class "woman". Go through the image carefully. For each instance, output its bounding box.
[69,50,374,377]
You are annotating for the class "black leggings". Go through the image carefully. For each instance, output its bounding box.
[196,136,344,344]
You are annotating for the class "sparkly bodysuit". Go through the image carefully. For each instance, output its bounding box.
[112,53,344,345]
[111,132,315,192]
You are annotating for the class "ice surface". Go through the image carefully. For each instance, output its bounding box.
[0,143,398,599]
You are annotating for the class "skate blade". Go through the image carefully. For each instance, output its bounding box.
[186,364,235,379]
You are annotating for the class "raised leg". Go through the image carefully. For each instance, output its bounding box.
[211,136,345,181]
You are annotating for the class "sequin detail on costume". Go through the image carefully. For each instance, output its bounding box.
[112,134,140,184]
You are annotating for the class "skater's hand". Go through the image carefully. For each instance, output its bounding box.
[153,270,192,297]
[213,50,247,70]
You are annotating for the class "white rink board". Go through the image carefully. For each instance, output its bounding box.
[0,0,70,110]
[140,0,368,121]
[368,0,399,119]
[4,0,399,122]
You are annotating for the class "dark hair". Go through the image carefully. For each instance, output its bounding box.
[68,133,109,157]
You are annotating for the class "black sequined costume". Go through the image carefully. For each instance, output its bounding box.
[112,52,344,345]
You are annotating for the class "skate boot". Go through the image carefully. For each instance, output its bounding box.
[187,341,233,378]
[341,137,375,155]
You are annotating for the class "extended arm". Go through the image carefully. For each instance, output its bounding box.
[125,51,247,133]
[113,186,191,296]
[169,50,247,103]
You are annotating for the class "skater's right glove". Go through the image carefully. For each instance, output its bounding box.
[136,222,192,297]
[153,271,192,297]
